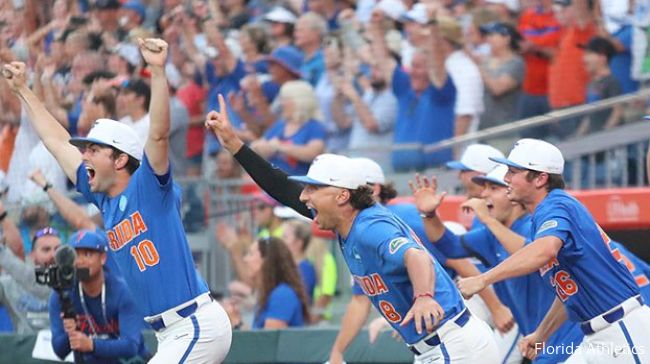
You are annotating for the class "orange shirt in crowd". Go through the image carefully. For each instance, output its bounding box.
[548,23,595,109]
[519,7,562,96]
[0,125,17,172]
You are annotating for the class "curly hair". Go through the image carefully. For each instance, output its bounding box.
[257,237,310,320]
[378,182,397,204]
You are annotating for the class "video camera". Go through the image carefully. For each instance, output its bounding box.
[35,245,89,290]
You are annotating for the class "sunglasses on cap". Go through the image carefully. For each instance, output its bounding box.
[32,227,60,243]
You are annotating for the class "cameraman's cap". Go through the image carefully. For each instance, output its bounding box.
[289,154,366,190]
[351,157,385,185]
[490,138,565,174]
[70,118,144,161]
[446,144,504,174]
[264,7,297,24]
[69,230,108,252]
[472,165,508,187]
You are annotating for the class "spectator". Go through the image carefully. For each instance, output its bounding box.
[305,0,347,30]
[176,61,207,177]
[107,43,141,78]
[238,24,271,74]
[294,12,327,86]
[252,192,284,240]
[218,0,250,30]
[476,22,525,131]
[18,206,53,255]
[316,35,352,152]
[371,6,456,171]
[91,0,122,36]
[280,219,317,303]
[595,7,639,94]
[116,78,151,143]
[263,6,296,48]
[168,88,190,176]
[251,80,326,176]
[547,0,595,126]
[517,0,561,122]
[304,235,338,323]
[49,230,150,362]
[244,237,310,329]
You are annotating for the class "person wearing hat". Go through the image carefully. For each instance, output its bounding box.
[264,6,297,48]
[49,230,151,363]
[327,158,514,364]
[116,78,151,143]
[457,138,650,363]
[92,0,121,34]
[206,95,499,363]
[475,21,525,132]
[412,165,584,363]
[3,39,232,362]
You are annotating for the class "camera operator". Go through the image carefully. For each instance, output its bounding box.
[0,226,60,333]
[49,230,149,363]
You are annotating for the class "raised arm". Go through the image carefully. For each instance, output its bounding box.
[205,95,310,217]
[461,198,526,254]
[138,38,171,175]
[424,10,448,89]
[409,175,448,242]
[2,62,82,183]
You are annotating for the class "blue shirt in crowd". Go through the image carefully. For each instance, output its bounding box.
[253,283,305,329]
[262,118,327,176]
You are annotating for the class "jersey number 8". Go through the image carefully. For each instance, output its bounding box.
[379,300,402,323]
[130,240,160,271]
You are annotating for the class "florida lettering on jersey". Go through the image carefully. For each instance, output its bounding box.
[106,211,148,251]
[352,273,389,296]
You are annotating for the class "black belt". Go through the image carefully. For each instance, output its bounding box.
[580,296,644,335]
[409,309,471,356]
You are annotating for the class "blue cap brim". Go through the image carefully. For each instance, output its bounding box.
[445,161,470,170]
[472,175,507,187]
[489,157,527,170]
[288,176,329,186]
[69,137,110,149]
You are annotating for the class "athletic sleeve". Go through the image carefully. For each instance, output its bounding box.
[233,145,311,218]
[265,285,301,324]
[433,228,473,259]
[92,284,140,358]
[424,244,448,266]
[137,153,173,191]
[533,206,572,245]
[49,291,72,360]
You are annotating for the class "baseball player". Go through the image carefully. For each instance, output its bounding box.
[3,39,232,363]
[327,158,513,364]
[206,95,499,363]
[412,165,584,363]
[457,138,650,363]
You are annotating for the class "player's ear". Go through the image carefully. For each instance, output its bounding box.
[114,153,129,170]
[534,172,549,189]
[336,188,351,205]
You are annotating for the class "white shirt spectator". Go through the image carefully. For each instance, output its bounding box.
[22,142,68,203]
[6,110,40,204]
[445,50,485,133]
[119,113,150,145]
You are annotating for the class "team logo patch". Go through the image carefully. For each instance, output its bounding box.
[119,196,128,211]
[389,237,409,254]
[537,220,558,235]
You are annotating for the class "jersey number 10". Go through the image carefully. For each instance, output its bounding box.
[130,240,160,271]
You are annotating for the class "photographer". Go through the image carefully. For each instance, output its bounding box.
[0,226,60,333]
[49,230,149,363]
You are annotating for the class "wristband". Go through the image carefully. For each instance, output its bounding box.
[419,210,436,219]
[43,183,52,192]
[413,292,434,303]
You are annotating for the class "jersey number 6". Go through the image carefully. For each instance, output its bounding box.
[130,240,160,271]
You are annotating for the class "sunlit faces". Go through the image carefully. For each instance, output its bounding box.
[74,248,106,281]
[299,184,347,231]
[81,144,120,192]
[504,166,536,205]
[31,235,62,266]
[480,182,514,223]
[243,241,264,280]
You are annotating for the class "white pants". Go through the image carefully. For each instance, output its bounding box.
[494,324,523,364]
[149,300,232,364]
[413,314,499,364]
[575,305,650,364]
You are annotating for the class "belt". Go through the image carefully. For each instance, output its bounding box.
[580,295,643,335]
[145,293,213,332]
[409,308,471,356]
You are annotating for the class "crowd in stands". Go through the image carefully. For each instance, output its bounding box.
[0,0,649,336]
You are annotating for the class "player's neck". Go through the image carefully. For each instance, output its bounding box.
[336,208,359,239]
[106,174,131,197]
[504,207,527,227]
[526,190,549,213]
[82,270,105,298]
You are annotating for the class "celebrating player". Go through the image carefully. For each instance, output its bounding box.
[457,138,650,363]
[206,94,499,363]
[2,39,232,363]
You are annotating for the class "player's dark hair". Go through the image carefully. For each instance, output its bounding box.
[378,182,397,204]
[110,148,141,175]
[526,171,565,191]
[284,219,312,252]
[257,237,310,321]
[349,185,376,210]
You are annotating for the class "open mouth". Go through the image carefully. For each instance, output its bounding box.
[486,202,494,210]
[308,206,319,222]
[85,166,96,182]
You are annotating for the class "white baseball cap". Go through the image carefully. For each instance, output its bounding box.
[490,138,564,174]
[264,7,297,24]
[374,0,407,20]
[399,3,427,24]
[70,118,144,161]
[289,154,366,190]
[471,165,508,187]
[446,144,504,174]
[351,158,385,185]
